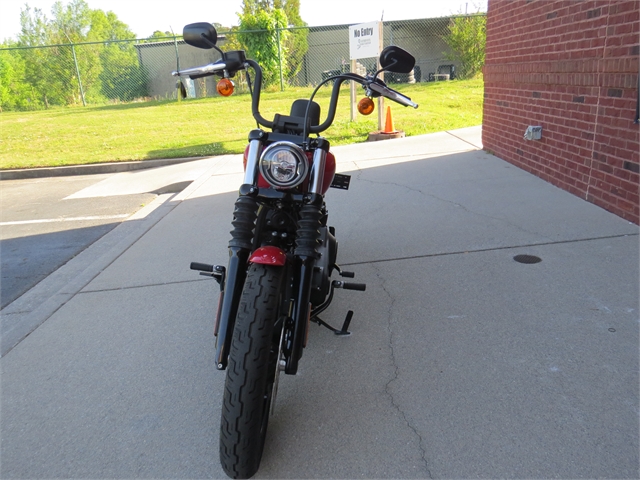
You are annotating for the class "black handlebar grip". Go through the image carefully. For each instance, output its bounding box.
[190,262,214,272]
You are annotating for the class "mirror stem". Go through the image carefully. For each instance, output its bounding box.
[200,33,226,59]
[374,59,397,78]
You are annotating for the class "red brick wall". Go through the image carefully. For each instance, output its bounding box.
[483,0,639,223]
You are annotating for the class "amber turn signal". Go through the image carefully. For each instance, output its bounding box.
[217,78,235,97]
[358,97,375,115]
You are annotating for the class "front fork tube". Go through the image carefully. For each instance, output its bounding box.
[284,143,330,375]
[215,132,263,370]
[215,248,250,369]
[286,193,325,375]
[309,143,327,194]
[286,256,315,375]
[286,142,328,374]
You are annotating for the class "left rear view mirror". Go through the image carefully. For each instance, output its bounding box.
[183,22,218,49]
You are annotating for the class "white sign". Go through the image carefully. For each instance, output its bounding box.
[349,21,381,60]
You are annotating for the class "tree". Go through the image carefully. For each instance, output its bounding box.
[90,10,147,101]
[18,5,50,46]
[241,0,273,15]
[278,0,308,83]
[18,5,57,107]
[237,0,293,87]
[18,0,102,105]
[0,46,41,111]
[235,0,308,86]
[89,9,135,41]
[148,30,174,39]
[442,13,486,79]
[14,0,145,108]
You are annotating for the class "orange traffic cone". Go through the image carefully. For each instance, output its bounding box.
[367,105,405,141]
[383,106,396,133]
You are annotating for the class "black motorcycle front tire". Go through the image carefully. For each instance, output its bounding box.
[219,264,284,479]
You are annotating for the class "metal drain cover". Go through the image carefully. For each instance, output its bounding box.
[513,254,542,264]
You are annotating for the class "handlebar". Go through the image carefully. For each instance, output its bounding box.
[308,73,418,134]
[173,58,274,129]
[172,61,227,78]
[172,58,417,135]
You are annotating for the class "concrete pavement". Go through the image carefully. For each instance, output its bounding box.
[1,126,638,478]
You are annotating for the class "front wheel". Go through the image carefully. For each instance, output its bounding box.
[219,264,285,479]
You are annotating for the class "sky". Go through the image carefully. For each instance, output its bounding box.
[1,0,487,42]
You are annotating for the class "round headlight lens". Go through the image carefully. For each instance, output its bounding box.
[259,142,308,188]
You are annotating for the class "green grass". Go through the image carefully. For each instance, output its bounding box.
[0,78,483,170]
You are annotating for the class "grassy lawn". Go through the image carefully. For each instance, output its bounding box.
[0,78,483,170]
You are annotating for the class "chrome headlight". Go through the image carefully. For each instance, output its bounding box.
[259,142,308,189]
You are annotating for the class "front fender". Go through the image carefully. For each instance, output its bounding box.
[249,246,287,266]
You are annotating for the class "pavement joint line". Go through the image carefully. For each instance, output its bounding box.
[79,278,208,294]
[445,129,483,150]
[76,233,639,296]
[0,214,130,226]
[354,174,547,239]
[340,233,639,267]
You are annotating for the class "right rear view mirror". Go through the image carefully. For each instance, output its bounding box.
[379,46,415,74]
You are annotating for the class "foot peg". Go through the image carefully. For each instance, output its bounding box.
[332,280,366,291]
[190,262,225,286]
[310,265,365,336]
[335,264,355,278]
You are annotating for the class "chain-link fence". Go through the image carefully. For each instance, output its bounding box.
[0,15,482,111]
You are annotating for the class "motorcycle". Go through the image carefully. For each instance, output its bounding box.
[174,22,418,479]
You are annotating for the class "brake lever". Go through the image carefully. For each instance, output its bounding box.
[367,80,418,109]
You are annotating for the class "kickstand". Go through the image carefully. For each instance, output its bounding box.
[312,310,353,336]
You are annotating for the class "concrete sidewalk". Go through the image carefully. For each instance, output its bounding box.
[1,126,638,479]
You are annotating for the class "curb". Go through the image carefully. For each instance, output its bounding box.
[0,156,206,180]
